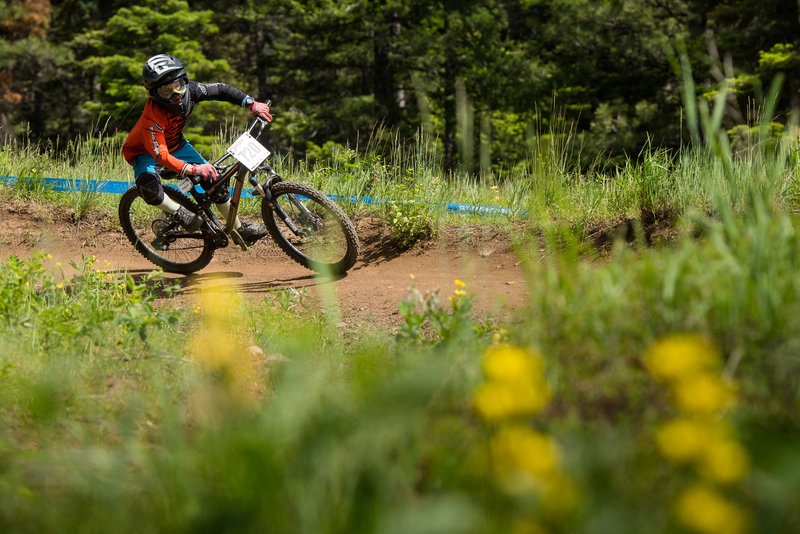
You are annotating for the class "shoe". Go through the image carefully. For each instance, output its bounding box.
[237,221,268,245]
[172,206,203,231]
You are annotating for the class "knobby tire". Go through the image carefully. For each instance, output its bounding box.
[261,181,359,275]
[118,186,215,274]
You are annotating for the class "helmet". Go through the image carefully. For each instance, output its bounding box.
[142,54,191,116]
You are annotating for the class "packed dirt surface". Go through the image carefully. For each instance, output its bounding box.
[0,197,531,332]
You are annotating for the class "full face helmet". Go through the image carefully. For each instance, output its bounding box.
[142,54,191,116]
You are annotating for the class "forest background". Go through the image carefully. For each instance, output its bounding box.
[1,0,800,174]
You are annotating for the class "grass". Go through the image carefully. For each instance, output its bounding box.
[2,84,800,531]
[2,200,800,532]
[6,106,799,240]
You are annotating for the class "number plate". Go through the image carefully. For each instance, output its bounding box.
[227,132,271,171]
[177,177,193,193]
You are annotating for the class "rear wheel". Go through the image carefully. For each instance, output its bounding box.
[118,186,215,274]
[261,181,359,275]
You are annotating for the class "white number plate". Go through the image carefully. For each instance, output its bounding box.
[227,132,271,171]
[177,177,193,193]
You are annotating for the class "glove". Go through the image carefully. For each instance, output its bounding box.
[249,101,273,122]
[191,163,218,181]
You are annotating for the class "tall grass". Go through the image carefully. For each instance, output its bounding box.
[4,93,799,240]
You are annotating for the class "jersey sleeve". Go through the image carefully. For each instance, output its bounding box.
[144,120,191,175]
[191,81,251,107]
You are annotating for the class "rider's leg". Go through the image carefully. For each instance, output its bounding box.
[215,199,242,229]
[133,155,176,212]
[132,154,200,229]
[135,171,178,211]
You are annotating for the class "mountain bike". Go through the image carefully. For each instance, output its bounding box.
[118,112,360,275]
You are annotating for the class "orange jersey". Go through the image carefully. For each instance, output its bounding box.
[122,100,191,174]
[123,81,248,174]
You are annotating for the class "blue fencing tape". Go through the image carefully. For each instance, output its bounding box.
[0,176,520,217]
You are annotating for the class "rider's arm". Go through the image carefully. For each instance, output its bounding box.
[190,82,272,120]
[190,81,250,107]
[143,120,192,176]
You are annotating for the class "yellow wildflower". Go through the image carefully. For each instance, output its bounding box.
[474,380,549,420]
[655,418,711,463]
[699,438,750,484]
[454,279,466,287]
[672,373,736,414]
[675,484,749,534]
[474,345,551,420]
[190,288,257,408]
[482,345,545,383]
[490,424,560,484]
[645,334,720,381]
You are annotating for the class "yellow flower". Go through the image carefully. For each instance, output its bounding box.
[675,484,749,534]
[190,289,258,408]
[454,279,466,287]
[482,345,544,383]
[672,373,736,414]
[56,262,62,267]
[699,438,750,484]
[645,334,721,381]
[490,424,560,482]
[474,380,550,420]
[655,418,712,463]
[474,346,551,420]
[56,283,63,289]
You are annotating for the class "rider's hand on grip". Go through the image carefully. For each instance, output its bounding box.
[249,101,273,122]
[191,163,218,182]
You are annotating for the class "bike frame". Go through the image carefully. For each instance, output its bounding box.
[178,116,308,250]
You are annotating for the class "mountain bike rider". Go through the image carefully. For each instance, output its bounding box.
[122,54,273,244]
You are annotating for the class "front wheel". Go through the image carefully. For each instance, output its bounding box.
[118,186,216,274]
[261,182,359,275]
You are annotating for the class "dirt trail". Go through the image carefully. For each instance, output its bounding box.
[0,199,530,331]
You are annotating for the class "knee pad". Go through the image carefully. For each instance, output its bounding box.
[135,172,164,205]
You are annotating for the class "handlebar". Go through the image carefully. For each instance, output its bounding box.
[246,99,272,139]
[208,99,273,172]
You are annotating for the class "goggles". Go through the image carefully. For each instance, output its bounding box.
[156,78,187,100]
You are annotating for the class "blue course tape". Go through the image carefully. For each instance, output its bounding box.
[0,176,518,217]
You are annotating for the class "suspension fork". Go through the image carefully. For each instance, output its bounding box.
[226,166,248,233]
